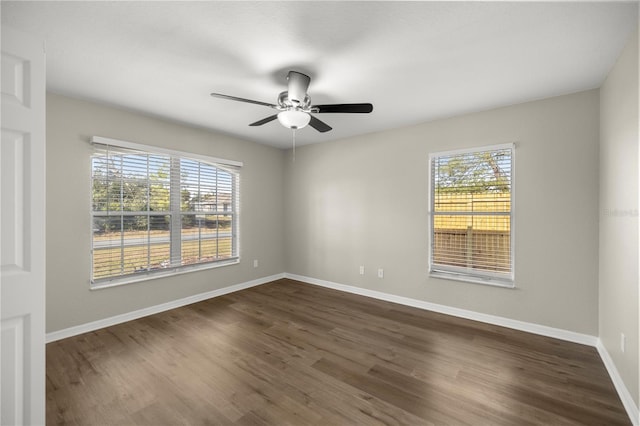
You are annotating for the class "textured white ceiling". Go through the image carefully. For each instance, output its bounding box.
[2,1,637,149]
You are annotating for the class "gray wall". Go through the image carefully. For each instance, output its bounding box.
[599,28,639,406]
[46,93,286,332]
[285,89,600,336]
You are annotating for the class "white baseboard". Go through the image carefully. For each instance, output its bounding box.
[45,273,285,343]
[285,273,598,346]
[596,340,640,425]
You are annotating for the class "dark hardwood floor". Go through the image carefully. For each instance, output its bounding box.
[46,279,630,425]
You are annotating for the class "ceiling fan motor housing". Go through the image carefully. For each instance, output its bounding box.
[278,91,310,110]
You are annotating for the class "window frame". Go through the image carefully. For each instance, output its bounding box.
[89,136,242,289]
[428,143,515,288]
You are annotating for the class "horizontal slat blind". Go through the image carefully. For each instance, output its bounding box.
[430,144,514,284]
[91,141,239,285]
[179,158,237,267]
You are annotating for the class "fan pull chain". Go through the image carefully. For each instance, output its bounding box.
[292,128,296,162]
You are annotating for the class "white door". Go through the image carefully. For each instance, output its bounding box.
[1,27,46,425]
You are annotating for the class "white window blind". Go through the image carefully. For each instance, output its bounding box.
[429,144,514,286]
[90,137,240,286]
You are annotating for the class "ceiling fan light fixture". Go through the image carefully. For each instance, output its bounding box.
[277,110,310,130]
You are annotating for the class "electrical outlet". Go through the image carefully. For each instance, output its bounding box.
[377,268,384,278]
[253,259,259,268]
[359,266,365,275]
[621,333,626,353]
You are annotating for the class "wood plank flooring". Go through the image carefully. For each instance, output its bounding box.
[46,279,630,425]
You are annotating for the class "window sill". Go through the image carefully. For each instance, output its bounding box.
[91,258,240,290]
[429,270,515,289]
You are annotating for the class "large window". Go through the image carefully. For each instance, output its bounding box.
[429,144,514,287]
[90,137,241,287]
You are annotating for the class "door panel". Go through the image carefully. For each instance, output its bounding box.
[1,26,46,426]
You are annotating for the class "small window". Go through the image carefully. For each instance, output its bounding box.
[429,144,514,287]
[91,138,240,287]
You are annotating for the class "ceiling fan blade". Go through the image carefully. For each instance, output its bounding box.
[287,71,311,105]
[210,93,277,109]
[249,115,278,126]
[313,103,373,113]
[309,115,332,133]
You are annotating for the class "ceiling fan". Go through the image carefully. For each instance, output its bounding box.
[210,71,373,133]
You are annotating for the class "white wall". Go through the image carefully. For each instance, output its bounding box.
[285,89,600,336]
[46,93,286,332]
[599,28,639,407]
